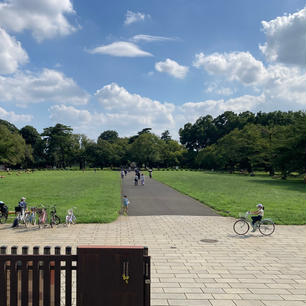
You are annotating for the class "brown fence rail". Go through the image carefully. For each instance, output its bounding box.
[0,246,77,306]
[0,245,150,306]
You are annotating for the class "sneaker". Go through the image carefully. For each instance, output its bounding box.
[251,228,256,232]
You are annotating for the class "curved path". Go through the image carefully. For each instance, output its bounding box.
[122,173,219,216]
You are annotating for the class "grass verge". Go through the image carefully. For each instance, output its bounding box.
[0,170,121,223]
[153,171,306,225]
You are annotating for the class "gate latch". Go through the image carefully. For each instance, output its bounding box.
[122,261,129,284]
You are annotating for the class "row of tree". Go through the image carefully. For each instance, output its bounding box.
[0,110,305,178]
[179,111,305,178]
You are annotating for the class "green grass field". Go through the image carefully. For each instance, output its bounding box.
[0,170,121,223]
[153,171,306,225]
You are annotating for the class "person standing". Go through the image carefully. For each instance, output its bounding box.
[134,174,139,186]
[121,170,124,179]
[140,174,145,186]
[148,169,152,178]
[122,195,130,215]
[18,197,27,215]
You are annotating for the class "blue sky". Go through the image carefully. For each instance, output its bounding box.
[0,0,305,140]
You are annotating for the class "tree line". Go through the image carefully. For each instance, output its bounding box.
[0,110,305,178]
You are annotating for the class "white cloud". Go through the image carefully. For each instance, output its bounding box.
[0,69,89,106]
[49,105,92,124]
[205,83,234,96]
[124,10,150,25]
[180,94,265,122]
[49,83,176,138]
[0,0,76,41]
[259,8,306,66]
[0,106,32,123]
[193,49,306,110]
[263,64,306,106]
[155,58,188,79]
[0,28,28,74]
[95,83,175,122]
[131,34,177,43]
[88,41,153,57]
[193,52,267,85]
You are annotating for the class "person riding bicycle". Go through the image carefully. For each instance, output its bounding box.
[249,203,264,232]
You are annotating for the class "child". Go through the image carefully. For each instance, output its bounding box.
[249,203,264,232]
[122,195,130,215]
[140,174,145,186]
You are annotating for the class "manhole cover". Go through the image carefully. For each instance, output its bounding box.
[200,239,218,243]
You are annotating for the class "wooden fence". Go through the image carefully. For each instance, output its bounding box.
[0,245,150,306]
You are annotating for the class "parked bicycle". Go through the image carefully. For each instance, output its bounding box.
[14,206,30,227]
[26,207,37,226]
[49,205,60,228]
[37,205,48,228]
[0,201,8,224]
[233,212,275,236]
[66,207,76,226]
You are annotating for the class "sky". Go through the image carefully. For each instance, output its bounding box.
[0,0,305,140]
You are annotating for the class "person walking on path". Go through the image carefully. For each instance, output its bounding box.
[121,170,124,179]
[134,174,139,186]
[140,174,145,186]
[148,169,152,178]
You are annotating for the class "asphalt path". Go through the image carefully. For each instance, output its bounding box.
[121,173,219,216]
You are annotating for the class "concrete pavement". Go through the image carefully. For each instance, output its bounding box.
[0,215,305,306]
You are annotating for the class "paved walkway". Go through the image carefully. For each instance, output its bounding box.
[1,216,305,306]
[0,175,305,305]
[122,173,219,216]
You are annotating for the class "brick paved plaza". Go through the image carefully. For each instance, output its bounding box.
[0,215,305,306]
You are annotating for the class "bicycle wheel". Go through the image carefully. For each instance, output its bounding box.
[0,213,7,224]
[259,219,275,236]
[233,219,250,235]
[54,216,60,225]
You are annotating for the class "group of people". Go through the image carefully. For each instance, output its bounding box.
[134,169,145,186]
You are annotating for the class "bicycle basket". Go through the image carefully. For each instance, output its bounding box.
[238,212,248,219]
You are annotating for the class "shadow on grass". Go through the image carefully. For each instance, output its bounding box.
[248,178,305,193]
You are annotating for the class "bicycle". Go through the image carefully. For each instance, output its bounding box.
[49,205,60,228]
[0,201,8,224]
[233,211,275,236]
[26,207,37,226]
[37,205,48,228]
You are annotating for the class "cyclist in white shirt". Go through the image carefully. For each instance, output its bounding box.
[250,203,264,232]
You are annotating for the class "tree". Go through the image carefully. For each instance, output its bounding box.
[41,123,77,168]
[130,133,161,167]
[272,116,306,178]
[20,125,45,167]
[160,139,185,168]
[0,125,29,167]
[0,119,19,133]
[214,124,268,173]
[98,130,119,143]
[161,130,172,142]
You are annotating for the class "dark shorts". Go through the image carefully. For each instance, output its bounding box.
[251,215,262,225]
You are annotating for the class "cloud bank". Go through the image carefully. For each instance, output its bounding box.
[0,0,77,41]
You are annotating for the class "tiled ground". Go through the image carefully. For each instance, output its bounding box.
[0,215,305,306]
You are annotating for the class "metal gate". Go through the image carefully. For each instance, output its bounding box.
[0,245,150,306]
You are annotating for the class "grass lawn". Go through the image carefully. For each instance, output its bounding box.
[153,171,306,225]
[0,170,121,223]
